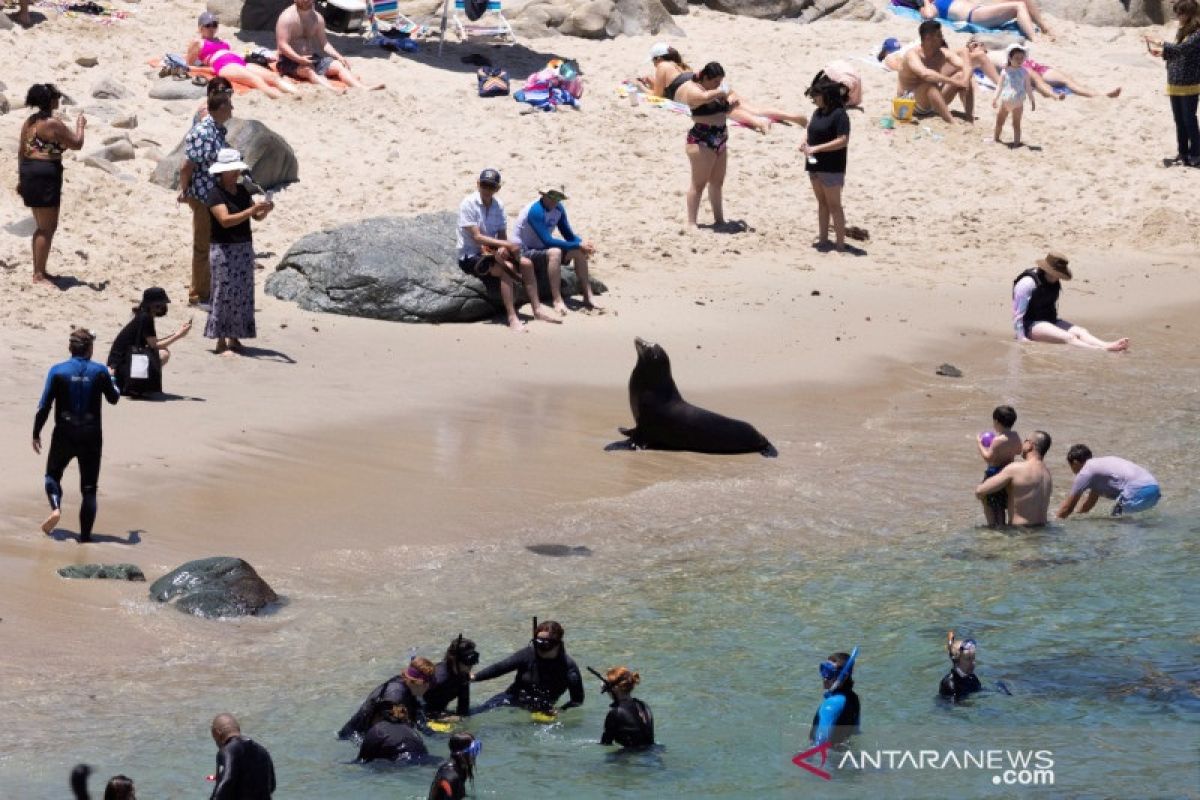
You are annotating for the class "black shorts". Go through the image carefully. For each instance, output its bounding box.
[278,54,334,78]
[458,253,495,277]
[18,159,64,208]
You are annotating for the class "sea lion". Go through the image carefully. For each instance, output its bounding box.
[614,337,777,456]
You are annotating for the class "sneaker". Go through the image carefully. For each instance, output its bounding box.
[1162,155,1183,167]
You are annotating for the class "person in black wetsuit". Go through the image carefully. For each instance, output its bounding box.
[338,656,438,739]
[939,632,983,701]
[424,636,479,720]
[357,702,429,763]
[471,620,584,715]
[427,732,480,800]
[69,764,137,800]
[809,651,861,748]
[209,713,275,800]
[33,328,119,541]
[597,666,655,749]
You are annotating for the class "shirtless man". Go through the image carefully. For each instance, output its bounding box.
[275,0,380,92]
[974,430,1053,527]
[898,21,973,123]
[977,405,1022,527]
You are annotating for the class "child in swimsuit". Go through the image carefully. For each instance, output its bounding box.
[992,44,1035,145]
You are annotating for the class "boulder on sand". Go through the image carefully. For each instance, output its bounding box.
[1038,0,1164,26]
[518,0,681,36]
[701,0,878,20]
[149,556,279,618]
[206,0,293,30]
[150,118,298,191]
[264,213,607,323]
[58,563,146,581]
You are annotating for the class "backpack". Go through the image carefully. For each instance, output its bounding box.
[477,67,510,98]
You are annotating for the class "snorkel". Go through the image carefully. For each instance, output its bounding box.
[821,647,858,698]
[586,666,615,695]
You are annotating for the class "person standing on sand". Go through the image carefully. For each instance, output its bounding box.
[1057,445,1161,518]
[1012,252,1129,351]
[209,714,275,800]
[17,84,86,286]
[676,62,734,229]
[178,93,233,306]
[993,44,1035,146]
[275,0,381,92]
[1144,0,1200,167]
[977,405,1021,527]
[33,329,119,542]
[801,77,851,253]
[974,430,1053,526]
[898,21,973,124]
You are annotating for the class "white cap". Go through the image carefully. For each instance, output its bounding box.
[649,42,673,60]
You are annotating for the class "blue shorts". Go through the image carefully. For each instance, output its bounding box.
[1113,484,1161,515]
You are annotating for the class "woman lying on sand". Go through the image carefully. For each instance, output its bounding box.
[910,0,1054,42]
[186,11,297,99]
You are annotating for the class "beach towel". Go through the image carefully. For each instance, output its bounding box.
[515,62,582,110]
[146,55,349,92]
[888,3,1020,35]
[34,0,132,23]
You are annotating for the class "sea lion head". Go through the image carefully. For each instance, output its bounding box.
[634,337,670,368]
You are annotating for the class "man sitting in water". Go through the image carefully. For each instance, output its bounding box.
[275,0,381,92]
[974,430,1053,526]
[1057,445,1161,518]
[977,405,1022,527]
[897,21,973,123]
[939,632,983,701]
[512,186,600,314]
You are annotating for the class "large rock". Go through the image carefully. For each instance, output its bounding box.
[1039,0,1164,25]
[148,78,207,101]
[207,0,293,30]
[149,556,279,618]
[702,0,878,19]
[264,213,607,323]
[0,94,9,117]
[519,0,681,36]
[151,117,299,192]
[58,563,146,581]
[91,78,130,100]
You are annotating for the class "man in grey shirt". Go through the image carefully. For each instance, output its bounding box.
[1057,444,1161,518]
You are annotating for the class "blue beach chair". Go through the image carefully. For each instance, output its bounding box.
[452,0,514,44]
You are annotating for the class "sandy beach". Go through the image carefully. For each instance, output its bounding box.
[1,1,1199,795]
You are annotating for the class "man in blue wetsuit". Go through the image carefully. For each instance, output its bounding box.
[32,328,120,541]
[810,650,860,748]
[512,187,600,313]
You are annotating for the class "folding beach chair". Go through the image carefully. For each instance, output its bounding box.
[452,0,514,44]
[365,0,428,39]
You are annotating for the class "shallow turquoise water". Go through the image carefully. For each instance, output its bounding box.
[3,330,1198,799]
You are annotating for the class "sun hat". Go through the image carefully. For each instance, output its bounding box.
[141,287,171,305]
[208,148,249,175]
[539,186,567,201]
[478,168,502,187]
[198,10,218,26]
[649,42,673,60]
[1036,251,1072,280]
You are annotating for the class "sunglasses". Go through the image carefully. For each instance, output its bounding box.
[533,637,559,650]
[202,21,218,27]
[819,661,840,680]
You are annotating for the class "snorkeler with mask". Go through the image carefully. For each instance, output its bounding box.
[810,648,860,747]
[939,631,983,701]
[591,666,655,749]
[428,732,481,800]
[471,619,584,716]
[338,656,437,739]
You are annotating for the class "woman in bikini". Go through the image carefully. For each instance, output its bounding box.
[16,84,86,285]
[187,11,296,99]
[639,44,808,132]
[675,62,733,228]
[917,0,1054,41]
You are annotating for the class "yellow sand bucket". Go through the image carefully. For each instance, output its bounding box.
[891,96,917,122]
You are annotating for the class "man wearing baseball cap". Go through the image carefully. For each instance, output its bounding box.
[511,186,600,313]
[32,327,120,541]
[1012,251,1129,351]
[456,169,562,332]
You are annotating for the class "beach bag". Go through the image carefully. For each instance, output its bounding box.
[118,315,161,396]
[477,67,510,97]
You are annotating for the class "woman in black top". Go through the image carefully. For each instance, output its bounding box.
[205,148,273,356]
[674,63,734,229]
[471,620,584,715]
[107,287,192,396]
[427,732,479,800]
[801,78,851,252]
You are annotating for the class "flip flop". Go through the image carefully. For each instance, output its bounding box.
[191,75,209,87]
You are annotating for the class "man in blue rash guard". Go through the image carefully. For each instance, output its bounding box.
[810,650,860,748]
[32,328,120,541]
[512,186,600,313]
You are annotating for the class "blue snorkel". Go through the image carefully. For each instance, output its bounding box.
[824,647,858,698]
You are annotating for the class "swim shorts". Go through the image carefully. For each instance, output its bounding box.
[983,465,1008,521]
[812,172,845,188]
[277,54,335,78]
[1113,484,1161,515]
[458,253,495,277]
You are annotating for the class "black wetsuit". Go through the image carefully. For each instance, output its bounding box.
[939,668,983,701]
[33,356,120,539]
[427,760,468,800]
[1013,268,1061,337]
[210,735,275,800]
[357,720,428,763]
[473,645,585,712]
[339,678,424,739]
[424,662,471,718]
[809,687,861,748]
[601,697,655,748]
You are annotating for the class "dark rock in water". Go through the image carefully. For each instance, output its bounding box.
[525,544,593,557]
[149,556,278,618]
[1013,556,1081,570]
[58,563,146,581]
[151,118,298,192]
[935,363,963,378]
[264,213,607,323]
[942,548,1000,562]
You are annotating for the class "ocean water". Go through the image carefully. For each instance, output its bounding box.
[2,319,1198,799]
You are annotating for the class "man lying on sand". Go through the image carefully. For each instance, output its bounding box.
[275,0,383,92]
[897,21,974,122]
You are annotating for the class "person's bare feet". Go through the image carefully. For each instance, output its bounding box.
[507,317,528,333]
[553,301,568,316]
[1107,338,1130,352]
[1107,87,1121,98]
[369,82,386,91]
[534,309,563,324]
[42,508,61,535]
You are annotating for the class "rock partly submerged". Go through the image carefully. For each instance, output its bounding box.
[264,212,606,323]
[148,556,279,618]
[58,563,146,581]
